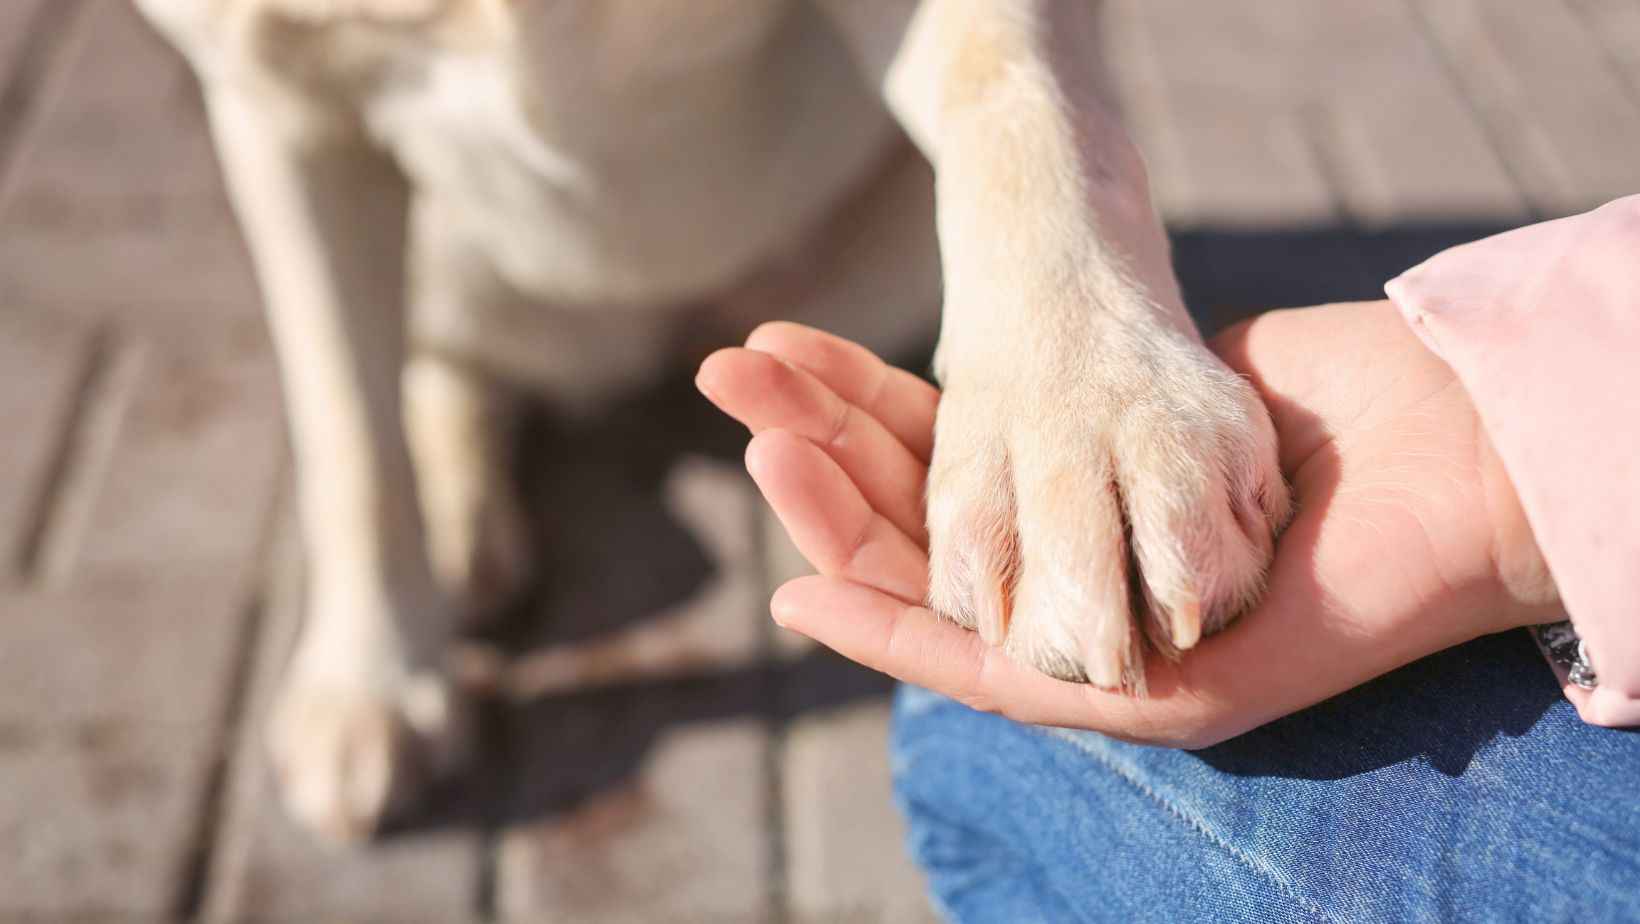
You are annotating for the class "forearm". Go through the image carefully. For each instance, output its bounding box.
[881,0,1192,352]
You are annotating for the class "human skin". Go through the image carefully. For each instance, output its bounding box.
[696,300,1565,748]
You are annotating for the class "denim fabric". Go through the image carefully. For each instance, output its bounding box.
[892,629,1640,924]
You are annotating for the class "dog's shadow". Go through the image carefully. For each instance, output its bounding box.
[387,352,914,840]
[507,364,747,651]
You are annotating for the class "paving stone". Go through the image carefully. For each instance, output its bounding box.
[203,758,486,924]
[0,0,261,324]
[0,187,260,329]
[201,506,486,924]
[1461,0,1640,211]
[1101,0,1195,221]
[1282,0,1526,225]
[721,141,943,366]
[0,729,213,921]
[5,0,218,193]
[61,331,284,589]
[0,579,253,921]
[0,316,88,578]
[0,583,251,732]
[1410,0,1640,216]
[1567,0,1640,103]
[783,701,939,924]
[1108,0,1338,227]
[1110,0,1528,228]
[48,0,202,114]
[497,714,772,924]
[0,0,50,88]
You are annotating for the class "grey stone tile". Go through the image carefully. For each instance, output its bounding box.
[0,0,76,187]
[783,701,939,924]
[1100,0,1195,221]
[0,729,213,921]
[1106,0,1338,227]
[0,583,251,731]
[0,0,262,323]
[64,332,284,590]
[0,215,261,327]
[0,0,48,80]
[6,0,222,201]
[1460,0,1640,211]
[47,0,203,114]
[1109,0,1528,229]
[0,316,88,579]
[1567,0,1640,104]
[203,758,486,924]
[497,716,772,924]
[1410,0,1640,216]
[1281,0,1526,225]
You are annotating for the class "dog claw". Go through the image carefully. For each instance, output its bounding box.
[977,576,1012,647]
[1170,592,1202,651]
[1078,629,1126,689]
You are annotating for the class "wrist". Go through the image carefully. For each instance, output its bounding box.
[1478,425,1564,629]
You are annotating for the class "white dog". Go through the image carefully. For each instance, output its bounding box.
[134,0,1290,841]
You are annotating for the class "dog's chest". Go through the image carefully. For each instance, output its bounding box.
[353,0,896,307]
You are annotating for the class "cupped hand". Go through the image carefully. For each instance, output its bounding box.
[695,303,1562,748]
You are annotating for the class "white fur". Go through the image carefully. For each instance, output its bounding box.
[134,0,1288,839]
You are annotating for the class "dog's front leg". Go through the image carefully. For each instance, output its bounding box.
[202,82,460,841]
[820,0,1290,687]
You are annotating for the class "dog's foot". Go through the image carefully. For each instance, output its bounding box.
[926,338,1290,689]
[266,668,467,844]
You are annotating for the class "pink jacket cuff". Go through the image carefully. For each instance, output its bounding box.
[1384,195,1640,728]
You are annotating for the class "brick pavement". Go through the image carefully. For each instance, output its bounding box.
[2,0,1638,921]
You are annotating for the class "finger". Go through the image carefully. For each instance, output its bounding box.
[772,574,1163,745]
[700,347,928,545]
[743,321,939,464]
[746,429,928,605]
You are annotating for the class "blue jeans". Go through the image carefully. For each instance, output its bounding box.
[892,629,1640,923]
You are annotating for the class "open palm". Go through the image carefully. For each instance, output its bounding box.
[697,302,1562,747]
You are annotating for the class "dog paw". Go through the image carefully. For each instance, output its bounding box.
[926,340,1289,688]
[266,672,467,844]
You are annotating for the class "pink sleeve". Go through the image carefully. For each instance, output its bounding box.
[1384,195,1640,727]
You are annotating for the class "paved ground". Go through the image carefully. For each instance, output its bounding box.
[2,0,1638,921]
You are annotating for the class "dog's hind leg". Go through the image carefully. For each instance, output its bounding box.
[403,353,530,623]
[402,205,532,625]
[199,78,465,842]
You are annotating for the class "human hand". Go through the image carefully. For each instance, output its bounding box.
[696,302,1563,747]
